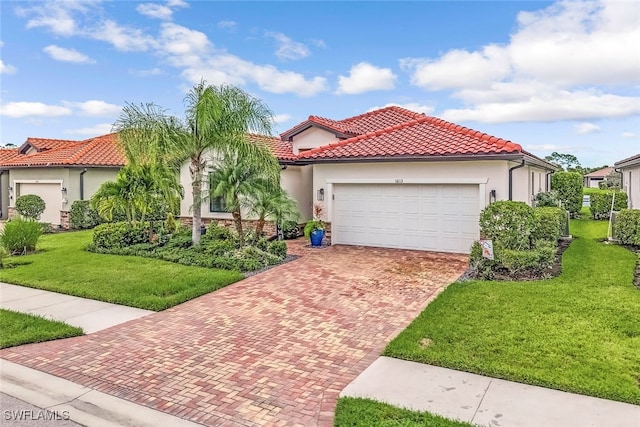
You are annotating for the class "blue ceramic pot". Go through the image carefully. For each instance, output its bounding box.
[310,229,324,247]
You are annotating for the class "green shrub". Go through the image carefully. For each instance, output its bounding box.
[165,212,179,234]
[15,194,46,220]
[614,209,640,246]
[202,224,234,242]
[39,222,55,234]
[551,171,583,216]
[93,222,149,249]
[534,191,560,207]
[590,192,628,220]
[69,200,101,230]
[500,243,556,274]
[203,239,236,257]
[532,207,567,244]
[0,219,42,254]
[268,240,287,259]
[281,221,300,239]
[479,201,534,250]
[165,233,193,249]
[468,241,498,279]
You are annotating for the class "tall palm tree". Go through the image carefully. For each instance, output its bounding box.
[113,81,276,245]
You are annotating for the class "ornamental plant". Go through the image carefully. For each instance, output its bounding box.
[550,171,583,216]
[15,194,46,221]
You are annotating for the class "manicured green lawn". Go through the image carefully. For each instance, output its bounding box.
[0,231,243,311]
[385,218,640,405]
[0,309,83,348]
[334,398,471,427]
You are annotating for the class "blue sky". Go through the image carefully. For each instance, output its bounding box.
[1,0,638,167]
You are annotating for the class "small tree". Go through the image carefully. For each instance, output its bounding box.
[550,171,583,217]
[15,194,46,220]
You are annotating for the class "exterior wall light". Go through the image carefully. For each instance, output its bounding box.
[317,188,324,201]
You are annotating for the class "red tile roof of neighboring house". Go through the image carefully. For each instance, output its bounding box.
[0,148,20,165]
[584,167,615,178]
[1,134,125,168]
[247,133,296,161]
[297,114,523,160]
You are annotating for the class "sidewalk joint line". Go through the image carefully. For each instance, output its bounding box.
[471,378,492,424]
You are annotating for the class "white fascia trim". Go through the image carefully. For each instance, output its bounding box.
[14,179,63,185]
[326,178,489,184]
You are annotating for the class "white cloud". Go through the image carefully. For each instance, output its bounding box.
[0,60,17,74]
[129,68,163,77]
[402,0,640,123]
[167,0,188,8]
[0,102,72,118]
[218,21,237,31]
[336,62,397,95]
[442,89,640,123]
[91,20,157,52]
[574,122,601,134]
[310,39,326,49]
[273,113,292,124]
[16,1,89,36]
[621,131,637,138]
[43,45,95,63]
[137,3,173,20]
[65,123,114,135]
[525,144,576,152]
[265,32,310,61]
[62,100,121,116]
[368,102,434,115]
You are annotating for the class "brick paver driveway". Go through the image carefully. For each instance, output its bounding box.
[1,241,467,426]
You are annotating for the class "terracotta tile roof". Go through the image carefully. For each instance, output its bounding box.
[584,167,615,177]
[0,148,20,165]
[280,106,424,140]
[1,134,125,167]
[297,115,523,160]
[246,133,296,161]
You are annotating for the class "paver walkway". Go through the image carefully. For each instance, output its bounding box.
[0,241,468,426]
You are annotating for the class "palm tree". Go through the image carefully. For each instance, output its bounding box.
[248,186,300,240]
[91,164,181,223]
[113,81,276,245]
[208,149,278,245]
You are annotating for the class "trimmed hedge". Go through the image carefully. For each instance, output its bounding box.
[69,200,101,230]
[479,201,534,251]
[532,207,567,244]
[92,222,151,249]
[614,209,640,246]
[15,194,46,221]
[590,192,628,220]
[534,191,560,208]
[551,171,583,216]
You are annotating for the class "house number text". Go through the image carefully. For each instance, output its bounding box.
[395,179,404,184]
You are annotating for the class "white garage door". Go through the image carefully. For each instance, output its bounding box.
[332,184,479,254]
[17,183,61,225]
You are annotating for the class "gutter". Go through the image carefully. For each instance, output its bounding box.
[508,159,526,200]
[80,168,87,200]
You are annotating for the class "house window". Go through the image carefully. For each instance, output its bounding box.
[210,196,226,213]
[209,173,226,212]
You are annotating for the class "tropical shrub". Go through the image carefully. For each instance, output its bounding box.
[70,200,101,230]
[500,243,557,275]
[92,222,150,250]
[479,201,534,250]
[15,194,46,220]
[614,209,640,246]
[534,191,560,207]
[550,171,583,216]
[267,240,287,259]
[590,192,628,220]
[532,207,567,244]
[0,219,42,255]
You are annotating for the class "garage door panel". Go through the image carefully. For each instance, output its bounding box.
[333,183,479,254]
[17,183,61,225]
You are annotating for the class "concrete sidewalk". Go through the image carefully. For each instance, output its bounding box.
[0,283,153,333]
[341,356,640,427]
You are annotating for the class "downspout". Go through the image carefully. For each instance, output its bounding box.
[80,168,87,200]
[545,171,553,192]
[508,159,526,200]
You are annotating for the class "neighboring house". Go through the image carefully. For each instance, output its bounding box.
[584,167,615,188]
[0,134,124,227]
[181,106,556,254]
[614,153,640,209]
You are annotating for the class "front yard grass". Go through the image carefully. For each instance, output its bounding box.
[0,231,243,311]
[0,309,83,348]
[334,397,472,427]
[385,218,640,405]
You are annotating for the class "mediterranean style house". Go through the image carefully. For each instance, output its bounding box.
[614,153,640,209]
